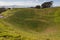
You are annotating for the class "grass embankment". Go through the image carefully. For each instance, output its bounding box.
[0,7,60,40]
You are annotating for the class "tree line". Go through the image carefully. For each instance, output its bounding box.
[33,1,53,9]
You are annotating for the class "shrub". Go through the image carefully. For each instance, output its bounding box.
[41,1,53,8]
[35,5,41,9]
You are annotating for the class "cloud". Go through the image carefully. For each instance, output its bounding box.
[0,1,39,6]
[35,0,39,2]
[53,2,60,6]
[0,0,60,6]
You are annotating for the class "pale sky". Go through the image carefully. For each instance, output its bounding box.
[0,0,60,7]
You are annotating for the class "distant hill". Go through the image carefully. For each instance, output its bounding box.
[0,5,29,8]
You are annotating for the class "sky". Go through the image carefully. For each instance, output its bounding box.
[0,0,60,7]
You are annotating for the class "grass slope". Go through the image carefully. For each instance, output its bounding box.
[0,7,60,40]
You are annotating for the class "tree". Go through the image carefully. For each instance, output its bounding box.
[41,1,53,8]
[0,8,6,13]
[35,5,41,9]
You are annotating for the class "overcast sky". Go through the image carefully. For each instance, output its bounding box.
[0,0,60,7]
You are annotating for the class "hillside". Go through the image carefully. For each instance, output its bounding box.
[0,7,60,40]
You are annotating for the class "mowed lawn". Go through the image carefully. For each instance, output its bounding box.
[0,7,60,40]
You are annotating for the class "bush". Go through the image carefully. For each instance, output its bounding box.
[41,1,53,8]
[35,5,41,9]
[0,8,7,13]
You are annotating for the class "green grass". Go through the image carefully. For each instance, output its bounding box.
[0,7,60,40]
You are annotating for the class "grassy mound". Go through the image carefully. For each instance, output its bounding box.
[2,8,60,31]
[0,7,60,40]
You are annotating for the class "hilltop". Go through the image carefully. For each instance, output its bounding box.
[0,7,60,40]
